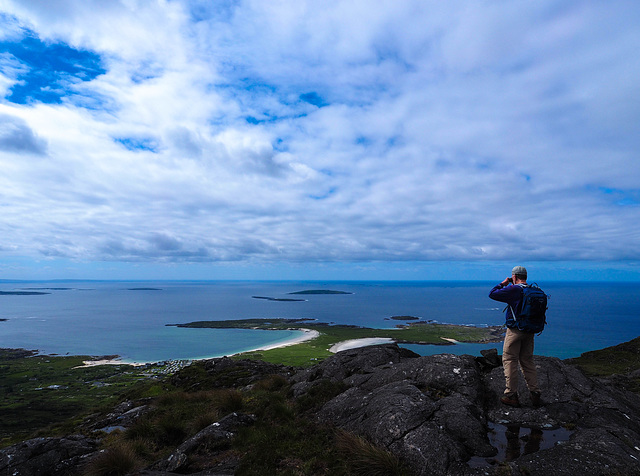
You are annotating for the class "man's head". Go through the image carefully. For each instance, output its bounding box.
[512,265,527,283]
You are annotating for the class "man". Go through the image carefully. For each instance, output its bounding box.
[489,266,542,407]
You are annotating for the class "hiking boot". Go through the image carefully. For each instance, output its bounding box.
[530,391,543,407]
[500,394,520,407]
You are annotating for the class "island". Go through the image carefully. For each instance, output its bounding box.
[251,296,306,302]
[388,315,421,321]
[287,289,353,295]
[21,287,74,291]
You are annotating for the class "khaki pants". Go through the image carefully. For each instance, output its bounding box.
[502,328,539,395]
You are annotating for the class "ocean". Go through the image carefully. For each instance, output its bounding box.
[0,280,638,363]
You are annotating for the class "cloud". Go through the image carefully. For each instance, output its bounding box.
[0,0,639,273]
[0,113,47,154]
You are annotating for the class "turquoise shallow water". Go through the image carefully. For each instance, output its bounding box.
[0,280,638,361]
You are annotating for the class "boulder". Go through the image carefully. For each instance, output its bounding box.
[293,343,640,476]
[158,412,256,473]
[88,399,152,433]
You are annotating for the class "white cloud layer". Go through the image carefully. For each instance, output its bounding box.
[0,0,639,274]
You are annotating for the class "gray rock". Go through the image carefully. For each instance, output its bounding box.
[293,343,640,476]
[290,343,419,396]
[89,400,151,433]
[0,435,99,476]
[159,412,256,473]
[476,348,501,371]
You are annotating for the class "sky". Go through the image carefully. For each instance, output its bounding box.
[0,0,639,282]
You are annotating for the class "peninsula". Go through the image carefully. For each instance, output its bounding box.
[168,318,504,366]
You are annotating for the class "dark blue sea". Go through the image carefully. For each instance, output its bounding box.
[0,281,638,363]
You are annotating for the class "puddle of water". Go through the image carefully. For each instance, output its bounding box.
[468,422,573,468]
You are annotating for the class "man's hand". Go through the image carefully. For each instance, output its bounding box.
[500,277,512,286]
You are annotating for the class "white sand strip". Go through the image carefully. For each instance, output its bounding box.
[254,328,320,351]
[440,337,460,344]
[75,358,143,368]
[75,328,321,367]
[330,337,394,353]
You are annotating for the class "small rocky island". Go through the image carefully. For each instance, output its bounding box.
[251,296,307,302]
[388,315,421,321]
[288,289,353,295]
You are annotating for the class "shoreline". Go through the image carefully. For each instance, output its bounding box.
[76,327,321,368]
[251,328,320,351]
[329,337,394,353]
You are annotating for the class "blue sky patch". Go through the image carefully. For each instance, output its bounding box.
[598,186,640,206]
[115,137,160,153]
[309,187,336,200]
[1,34,105,104]
[300,92,328,107]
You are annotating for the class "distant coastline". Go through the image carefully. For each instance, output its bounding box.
[288,289,353,295]
[0,290,50,295]
[2,280,638,362]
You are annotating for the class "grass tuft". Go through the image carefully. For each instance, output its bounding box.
[83,442,140,476]
[124,416,157,442]
[253,374,289,392]
[335,430,408,476]
[213,388,244,413]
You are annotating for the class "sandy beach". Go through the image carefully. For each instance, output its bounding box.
[76,358,144,368]
[253,328,320,351]
[440,337,461,343]
[77,327,321,368]
[329,337,395,353]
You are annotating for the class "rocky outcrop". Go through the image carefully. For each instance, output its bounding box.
[291,344,640,475]
[88,399,152,434]
[170,355,295,390]
[2,344,640,475]
[0,435,99,476]
[157,412,256,473]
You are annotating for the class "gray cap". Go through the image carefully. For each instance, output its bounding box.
[512,266,527,277]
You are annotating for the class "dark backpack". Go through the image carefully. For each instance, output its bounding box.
[514,284,548,333]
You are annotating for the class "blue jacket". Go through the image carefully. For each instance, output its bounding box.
[489,283,525,328]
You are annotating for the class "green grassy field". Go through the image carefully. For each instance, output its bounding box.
[0,350,171,446]
[174,319,504,367]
